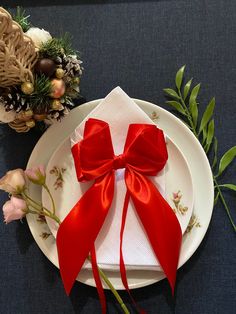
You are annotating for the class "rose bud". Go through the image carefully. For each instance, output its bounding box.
[25,165,46,185]
[3,196,28,224]
[0,169,26,194]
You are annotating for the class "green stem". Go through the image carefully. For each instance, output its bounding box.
[214,178,236,231]
[177,89,198,137]
[43,183,56,215]
[45,211,61,225]
[22,191,42,209]
[28,209,40,215]
[23,194,61,225]
[87,256,130,314]
[22,191,53,216]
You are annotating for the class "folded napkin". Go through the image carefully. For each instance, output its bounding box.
[70,86,166,270]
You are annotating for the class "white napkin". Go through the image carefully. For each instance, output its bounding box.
[70,87,166,270]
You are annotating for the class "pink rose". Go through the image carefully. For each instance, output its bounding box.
[3,196,27,223]
[25,165,46,185]
[0,169,26,194]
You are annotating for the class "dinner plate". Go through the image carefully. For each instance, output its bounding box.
[26,99,214,289]
[42,134,193,270]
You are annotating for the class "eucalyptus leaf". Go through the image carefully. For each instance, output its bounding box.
[189,83,201,106]
[218,146,236,176]
[166,101,186,115]
[175,65,185,90]
[163,88,180,99]
[189,100,198,128]
[212,137,218,169]
[183,78,192,100]
[205,119,215,153]
[218,184,236,192]
[199,97,215,134]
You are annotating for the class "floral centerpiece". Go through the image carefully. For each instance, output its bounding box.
[0,7,83,132]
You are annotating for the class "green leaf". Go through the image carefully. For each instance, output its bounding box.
[175,65,185,90]
[214,191,219,206]
[218,146,236,176]
[189,100,198,128]
[183,78,192,100]
[199,97,215,134]
[212,137,218,169]
[189,83,201,106]
[163,88,180,99]
[218,184,236,192]
[202,125,208,145]
[205,119,215,153]
[166,101,186,115]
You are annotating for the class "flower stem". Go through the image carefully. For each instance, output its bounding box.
[22,191,42,209]
[87,256,130,314]
[43,183,56,215]
[22,192,61,225]
[22,191,55,216]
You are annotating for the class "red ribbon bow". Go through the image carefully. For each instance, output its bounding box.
[56,118,182,302]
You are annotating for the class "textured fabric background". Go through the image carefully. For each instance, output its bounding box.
[0,1,235,313]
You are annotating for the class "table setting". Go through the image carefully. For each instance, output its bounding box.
[0,1,235,314]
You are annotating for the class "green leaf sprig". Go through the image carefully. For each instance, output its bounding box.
[164,65,236,232]
[39,33,77,60]
[13,7,31,32]
[24,75,52,114]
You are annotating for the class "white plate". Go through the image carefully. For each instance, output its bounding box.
[26,99,214,289]
[42,135,193,271]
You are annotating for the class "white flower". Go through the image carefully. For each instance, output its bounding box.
[0,105,16,123]
[25,27,52,48]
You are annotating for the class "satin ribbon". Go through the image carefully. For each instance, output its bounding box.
[56,118,182,303]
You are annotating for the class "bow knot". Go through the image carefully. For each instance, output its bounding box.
[113,154,126,169]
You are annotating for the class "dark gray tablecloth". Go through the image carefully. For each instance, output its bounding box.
[0,1,235,313]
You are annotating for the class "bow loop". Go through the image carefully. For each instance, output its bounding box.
[124,124,168,175]
[72,119,114,181]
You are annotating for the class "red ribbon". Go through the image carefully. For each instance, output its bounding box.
[56,118,182,303]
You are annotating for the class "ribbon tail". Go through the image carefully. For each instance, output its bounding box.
[119,190,130,291]
[56,171,115,295]
[90,245,107,314]
[125,170,182,294]
[119,190,147,314]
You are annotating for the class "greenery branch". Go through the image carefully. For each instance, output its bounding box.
[24,75,52,113]
[12,6,31,32]
[39,33,77,60]
[164,65,236,232]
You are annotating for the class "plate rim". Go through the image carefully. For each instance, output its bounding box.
[26,98,214,289]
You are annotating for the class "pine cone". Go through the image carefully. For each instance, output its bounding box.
[58,55,82,83]
[2,89,30,113]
